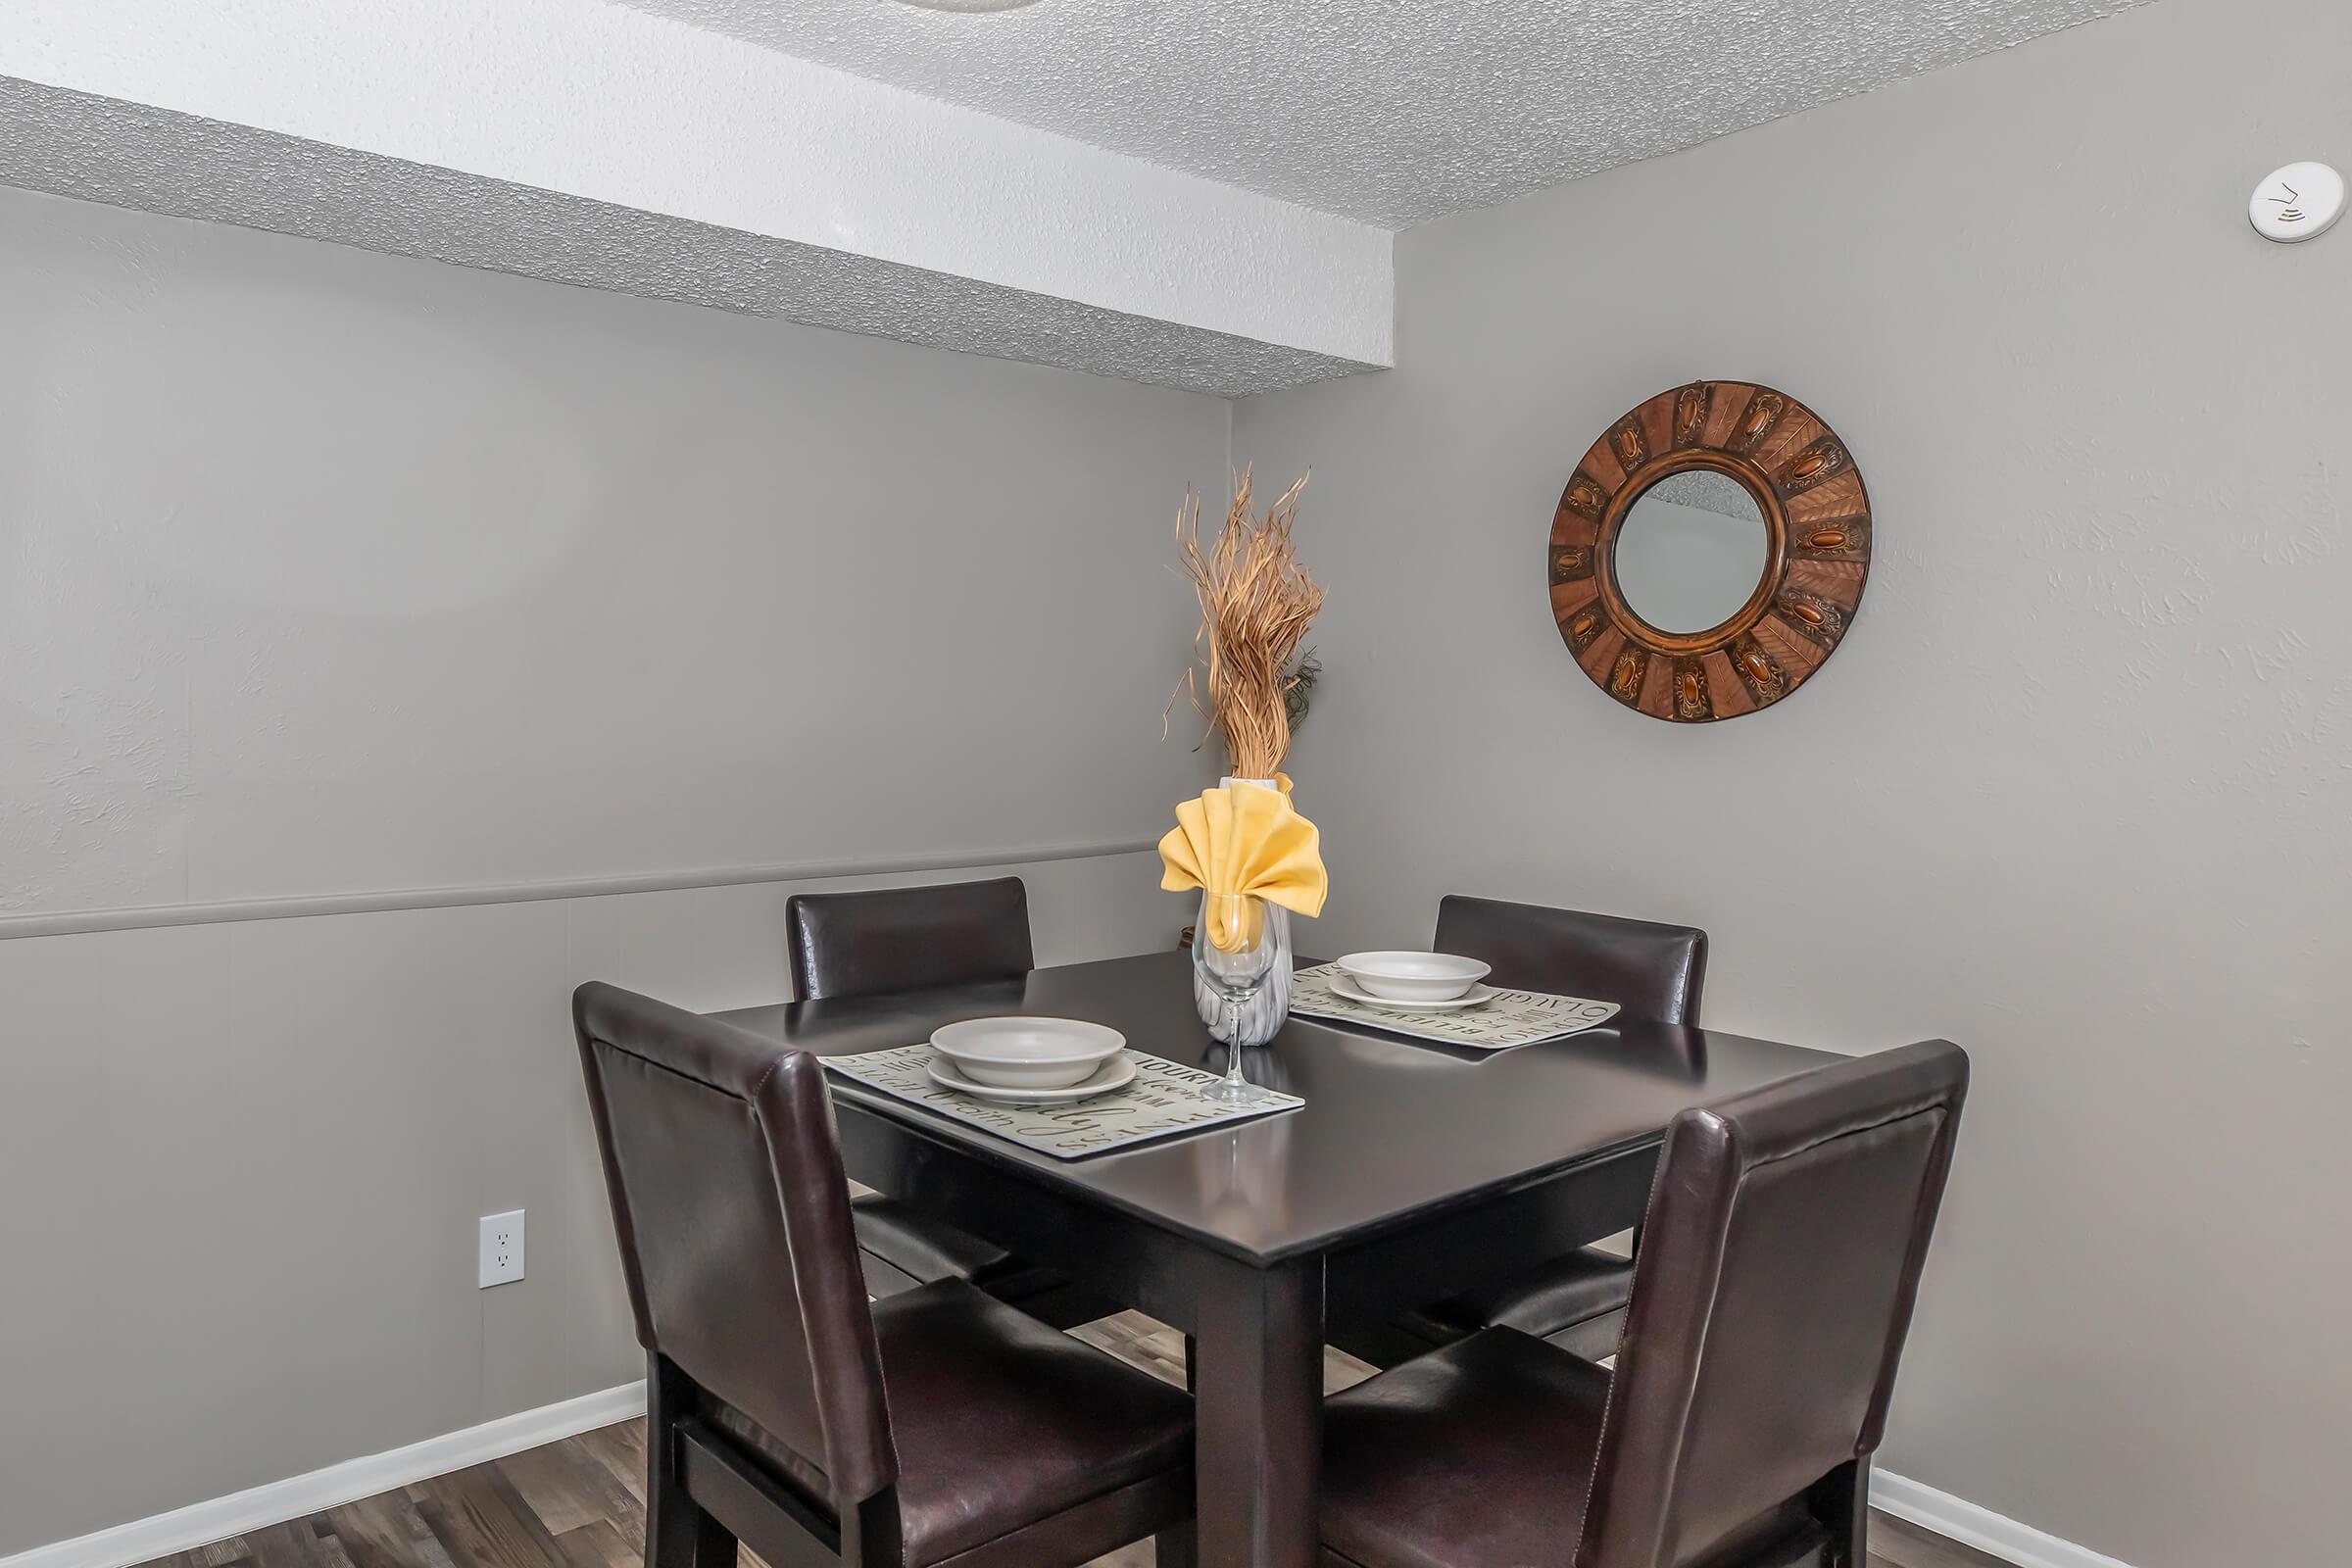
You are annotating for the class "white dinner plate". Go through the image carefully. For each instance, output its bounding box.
[1327,972,1499,1011]
[926,1052,1139,1103]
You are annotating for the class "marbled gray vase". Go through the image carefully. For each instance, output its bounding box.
[1189,775,1298,1047]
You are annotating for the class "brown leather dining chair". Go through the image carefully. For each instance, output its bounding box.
[788,877,1109,1329]
[1433,895,1710,1027]
[789,877,1038,1007]
[1360,895,1710,1365]
[1320,1038,1968,1568]
[574,982,1198,1568]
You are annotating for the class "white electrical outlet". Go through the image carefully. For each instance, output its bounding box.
[478,1209,525,1288]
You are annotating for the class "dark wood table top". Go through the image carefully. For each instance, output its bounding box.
[712,950,1838,1266]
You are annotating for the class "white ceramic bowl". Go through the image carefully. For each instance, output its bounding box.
[930,1017,1127,1091]
[1335,951,1493,1004]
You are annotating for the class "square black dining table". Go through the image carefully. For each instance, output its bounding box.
[710,950,1838,1568]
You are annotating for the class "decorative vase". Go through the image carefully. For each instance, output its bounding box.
[1195,776,1294,1048]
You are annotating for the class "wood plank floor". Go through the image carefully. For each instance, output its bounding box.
[130,1312,1996,1568]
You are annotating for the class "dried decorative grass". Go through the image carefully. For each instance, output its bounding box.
[1168,467,1324,780]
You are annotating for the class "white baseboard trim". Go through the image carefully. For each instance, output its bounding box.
[1876,1469,2138,1568]
[1,1382,649,1568]
[1,1396,2138,1568]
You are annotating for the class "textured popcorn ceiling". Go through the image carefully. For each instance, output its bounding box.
[615,0,2153,227]
[0,80,1380,399]
[0,0,1394,395]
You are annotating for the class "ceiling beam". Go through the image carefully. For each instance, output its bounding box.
[0,0,1394,396]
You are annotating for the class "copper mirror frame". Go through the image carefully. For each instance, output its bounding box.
[1548,380,1871,722]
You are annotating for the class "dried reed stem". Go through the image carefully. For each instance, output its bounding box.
[1169,467,1324,780]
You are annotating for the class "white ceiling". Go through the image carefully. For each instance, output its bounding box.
[0,0,1390,396]
[3,0,2159,392]
[614,0,2151,227]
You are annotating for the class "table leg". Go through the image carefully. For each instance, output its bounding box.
[1189,1256,1323,1568]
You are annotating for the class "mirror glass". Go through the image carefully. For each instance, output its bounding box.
[1612,468,1769,634]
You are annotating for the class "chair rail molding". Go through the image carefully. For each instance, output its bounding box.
[0,837,1162,941]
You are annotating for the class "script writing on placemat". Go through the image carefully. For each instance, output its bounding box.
[823,1045,1302,1159]
[1290,962,1621,1052]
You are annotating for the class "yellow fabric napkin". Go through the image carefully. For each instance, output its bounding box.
[1158,781,1329,951]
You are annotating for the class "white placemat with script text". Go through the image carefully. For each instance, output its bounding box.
[1289,961,1620,1051]
[824,1044,1301,1159]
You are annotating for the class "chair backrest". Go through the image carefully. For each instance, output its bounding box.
[1575,1040,1968,1568]
[788,877,1036,1002]
[1434,895,1707,1024]
[573,982,896,1506]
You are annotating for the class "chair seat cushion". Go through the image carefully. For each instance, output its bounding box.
[1415,1244,1636,1343]
[875,1280,1194,1566]
[1322,1328,1609,1568]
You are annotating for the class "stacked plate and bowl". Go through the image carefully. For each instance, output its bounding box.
[926,1017,1134,1103]
[1328,952,1496,1010]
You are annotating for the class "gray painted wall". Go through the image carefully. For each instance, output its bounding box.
[1233,1,2350,1563]
[0,851,1177,1557]
[0,185,1224,919]
[0,188,1220,1554]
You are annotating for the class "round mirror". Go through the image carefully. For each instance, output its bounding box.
[1547,380,1872,722]
[1611,468,1769,635]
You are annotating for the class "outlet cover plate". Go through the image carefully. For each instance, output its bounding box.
[479,1209,525,1288]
